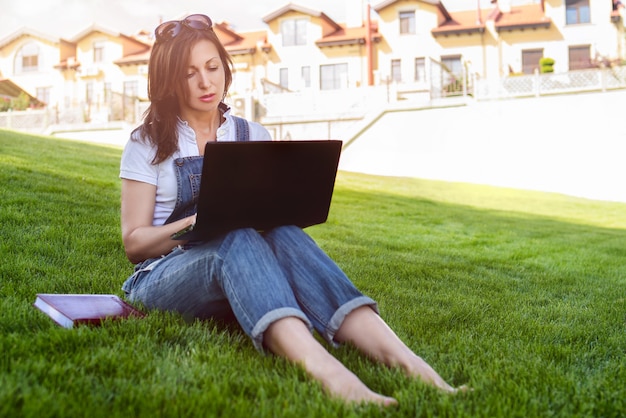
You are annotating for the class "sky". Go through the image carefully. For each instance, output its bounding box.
[0,0,489,41]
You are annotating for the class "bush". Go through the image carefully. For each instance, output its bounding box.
[539,57,555,74]
[0,92,34,112]
[0,97,10,112]
[12,92,32,110]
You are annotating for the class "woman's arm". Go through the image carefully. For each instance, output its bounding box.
[120,179,195,264]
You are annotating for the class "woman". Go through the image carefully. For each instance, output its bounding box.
[120,14,465,406]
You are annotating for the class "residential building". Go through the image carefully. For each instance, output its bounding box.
[0,0,623,133]
[0,24,152,123]
[376,0,624,91]
[0,28,65,109]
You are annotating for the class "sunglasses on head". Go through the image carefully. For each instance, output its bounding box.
[155,14,213,43]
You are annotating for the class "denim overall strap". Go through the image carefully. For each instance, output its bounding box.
[233,116,250,141]
[164,117,250,225]
[164,156,204,225]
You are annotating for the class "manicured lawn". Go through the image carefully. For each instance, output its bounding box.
[1,129,625,417]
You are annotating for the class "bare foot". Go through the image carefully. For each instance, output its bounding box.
[264,317,397,406]
[401,353,468,393]
[455,384,472,393]
[334,306,470,395]
[319,365,398,406]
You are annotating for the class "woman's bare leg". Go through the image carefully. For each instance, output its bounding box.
[264,317,398,406]
[335,306,464,393]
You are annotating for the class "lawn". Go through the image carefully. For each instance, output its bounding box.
[1,129,625,417]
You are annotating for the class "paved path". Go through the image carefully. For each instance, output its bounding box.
[339,90,626,203]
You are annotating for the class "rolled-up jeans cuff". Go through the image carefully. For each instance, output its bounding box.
[251,307,313,353]
[325,296,379,347]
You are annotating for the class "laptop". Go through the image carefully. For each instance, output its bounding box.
[171,140,342,241]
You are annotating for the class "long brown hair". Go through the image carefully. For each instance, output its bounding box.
[139,23,233,164]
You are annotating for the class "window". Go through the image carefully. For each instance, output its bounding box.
[104,82,112,102]
[93,41,105,63]
[441,55,462,85]
[320,63,348,90]
[399,11,416,34]
[86,82,94,104]
[569,45,592,70]
[15,42,40,73]
[36,87,50,105]
[522,49,543,74]
[566,0,590,24]
[301,66,311,88]
[279,68,289,89]
[414,57,426,82]
[281,19,307,46]
[124,80,138,98]
[391,59,402,83]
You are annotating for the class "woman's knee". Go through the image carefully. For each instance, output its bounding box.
[221,227,275,261]
[228,227,262,240]
[224,228,263,248]
[264,225,306,245]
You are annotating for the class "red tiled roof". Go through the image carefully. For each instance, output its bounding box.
[432,9,488,36]
[217,28,268,55]
[114,50,151,66]
[113,25,269,64]
[113,34,152,65]
[432,3,551,37]
[494,4,551,31]
[316,23,381,47]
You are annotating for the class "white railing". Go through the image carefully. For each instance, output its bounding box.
[0,99,147,134]
[0,109,51,132]
[474,66,626,100]
[3,66,625,136]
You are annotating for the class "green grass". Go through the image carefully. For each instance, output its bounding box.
[1,128,625,417]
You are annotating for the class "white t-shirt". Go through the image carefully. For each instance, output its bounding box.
[120,111,271,226]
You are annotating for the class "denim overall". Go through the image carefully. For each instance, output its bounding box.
[164,115,251,226]
[122,116,376,351]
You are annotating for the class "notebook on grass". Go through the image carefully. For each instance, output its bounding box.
[172,140,342,241]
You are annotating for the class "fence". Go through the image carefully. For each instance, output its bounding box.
[2,65,625,135]
[0,95,148,134]
[474,65,626,100]
[0,108,53,132]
